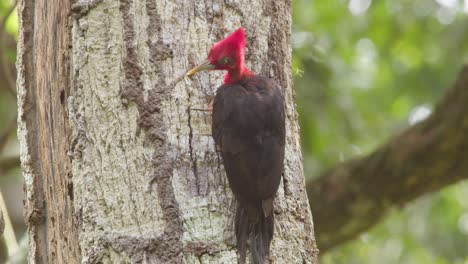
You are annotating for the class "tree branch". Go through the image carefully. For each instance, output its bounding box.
[308,65,468,252]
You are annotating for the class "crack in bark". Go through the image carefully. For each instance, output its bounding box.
[187,93,201,195]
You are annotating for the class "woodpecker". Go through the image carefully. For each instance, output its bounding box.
[187,28,285,264]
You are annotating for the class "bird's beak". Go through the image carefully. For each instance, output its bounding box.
[186,60,215,76]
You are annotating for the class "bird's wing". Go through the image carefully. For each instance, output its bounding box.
[212,77,285,204]
[211,83,249,154]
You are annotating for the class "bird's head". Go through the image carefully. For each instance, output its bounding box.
[187,28,251,83]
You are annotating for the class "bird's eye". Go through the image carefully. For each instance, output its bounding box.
[220,57,232,65]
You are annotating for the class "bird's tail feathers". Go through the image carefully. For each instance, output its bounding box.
[235,202,274,264]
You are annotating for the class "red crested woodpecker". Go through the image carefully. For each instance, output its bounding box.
[187,28,285,264]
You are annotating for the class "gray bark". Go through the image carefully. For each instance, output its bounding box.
[17,0,318,263]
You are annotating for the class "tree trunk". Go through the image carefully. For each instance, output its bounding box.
[17,0,318,263]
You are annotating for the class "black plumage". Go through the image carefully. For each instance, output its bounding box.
[186,27,286,263]
[212,75,285,264]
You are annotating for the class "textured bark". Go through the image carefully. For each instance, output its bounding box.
[308,66,468,252]
[18,0,317,263]
[16,0,80,262]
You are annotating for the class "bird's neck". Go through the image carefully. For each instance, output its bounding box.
[224,66,253,84]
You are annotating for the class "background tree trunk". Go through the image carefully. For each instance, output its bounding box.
[17,0,318,263]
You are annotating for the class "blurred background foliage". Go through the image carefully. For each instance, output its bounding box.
[292,0,468,263]
[1,0,468,263]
